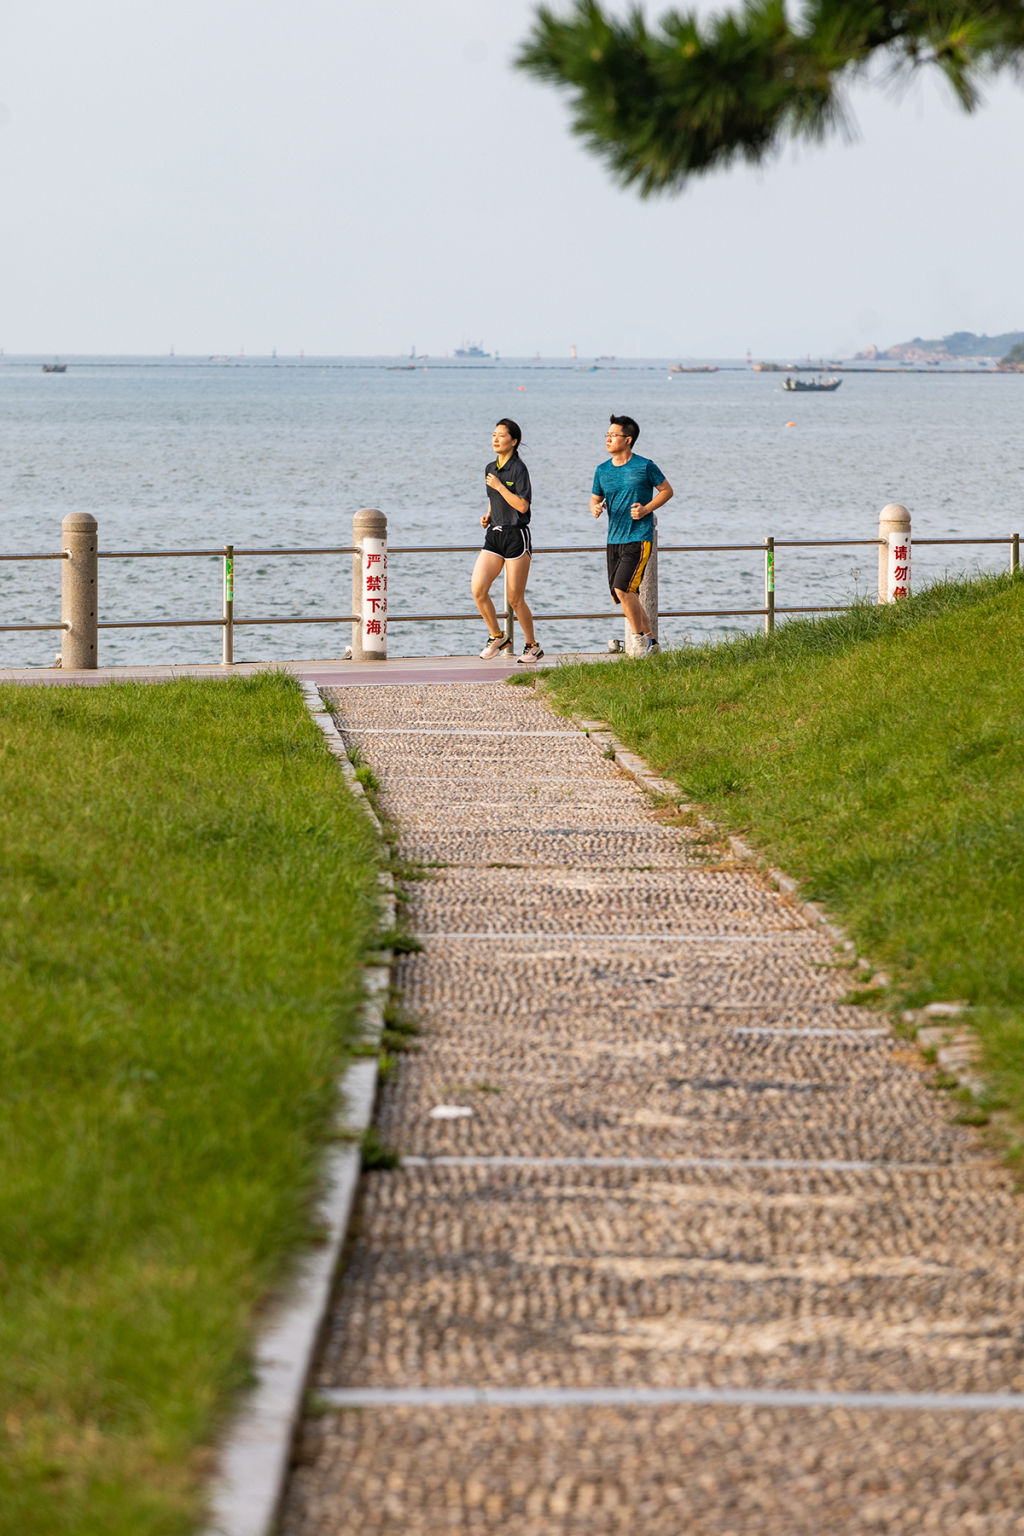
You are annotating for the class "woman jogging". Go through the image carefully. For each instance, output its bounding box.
[471,418,543,663]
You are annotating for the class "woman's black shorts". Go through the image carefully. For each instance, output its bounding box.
[483,525,532,560]
[607,539,652,602]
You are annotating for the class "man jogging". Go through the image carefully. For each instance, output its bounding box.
[591,414,673,654]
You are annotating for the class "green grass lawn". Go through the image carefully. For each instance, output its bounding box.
[0,673,383,1535]
[540,573,1024,1142]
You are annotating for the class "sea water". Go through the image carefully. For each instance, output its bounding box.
[1,356,1021,667]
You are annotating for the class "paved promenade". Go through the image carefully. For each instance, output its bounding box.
[281,679,1024,1534]
[0,653,573,689]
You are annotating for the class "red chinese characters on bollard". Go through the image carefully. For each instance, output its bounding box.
[362,542,387,654]
[888,538,911,602]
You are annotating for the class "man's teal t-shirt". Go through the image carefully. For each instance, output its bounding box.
[592,454,666,544]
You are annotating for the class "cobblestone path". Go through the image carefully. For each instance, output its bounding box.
[282,682,1024,1535]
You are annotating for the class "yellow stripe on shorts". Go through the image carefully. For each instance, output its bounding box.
[628,541,652,593]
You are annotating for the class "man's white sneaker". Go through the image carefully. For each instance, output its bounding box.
[517,642,545,665]
[479,634,512,659]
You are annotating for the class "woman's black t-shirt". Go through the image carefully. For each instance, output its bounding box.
[485,450,532,528]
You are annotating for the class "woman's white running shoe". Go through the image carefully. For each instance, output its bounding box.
[517,642,545,665]
[479,634,512,659]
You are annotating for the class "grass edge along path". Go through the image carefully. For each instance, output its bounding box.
[0,673,384,1536]
[539,573,1024,1158]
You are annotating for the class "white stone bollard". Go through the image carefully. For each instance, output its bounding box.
[878,504,911,603]
[624,514,658,656]
[351,508,387,661]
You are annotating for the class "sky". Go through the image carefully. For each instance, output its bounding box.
[2,0,1023,359]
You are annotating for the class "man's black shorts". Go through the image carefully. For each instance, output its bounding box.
[483,525,532,561]
[607,540,652,603]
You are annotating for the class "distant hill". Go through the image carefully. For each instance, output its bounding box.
[856,330,1024,363]
[999,341,1024,370]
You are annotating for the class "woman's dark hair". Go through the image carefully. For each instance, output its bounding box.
[495,418,522,449]
[610,413,640,446]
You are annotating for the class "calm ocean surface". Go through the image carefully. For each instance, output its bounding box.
[1,356,1021,667]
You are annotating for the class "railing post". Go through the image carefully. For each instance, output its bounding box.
[351,508,387,661]
[624,514,658,656]
[222,544,234,665]
[61,512,98,669]
[878,503,911,602]
[1011,532,1020,576]
[502,565,515,652]
[764,536,775,635]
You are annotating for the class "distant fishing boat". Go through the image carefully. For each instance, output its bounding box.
[42,362,67,373]
[669,363,719,373]
[782,376,842,392]
[454,342,490,358]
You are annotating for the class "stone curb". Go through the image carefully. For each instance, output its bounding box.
[201,683,394,1536]
[569,709,986,1101]
[570,713,850,944]
[910,1009,985,1098]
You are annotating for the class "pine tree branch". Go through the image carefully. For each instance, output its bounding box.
[516,0,1024,191]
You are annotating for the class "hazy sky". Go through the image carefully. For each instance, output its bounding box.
[3,0,1023,358]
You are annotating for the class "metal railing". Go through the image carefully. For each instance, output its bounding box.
[0,549,71,633]
[383,537,889,639]
[383,531,1017,644]
[1,515,1021,667]
[0,542,359,665]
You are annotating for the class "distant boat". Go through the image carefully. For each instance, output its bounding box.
[42,362,67,373]
[782,376,842,392]
[669,363,719,373]
[454,342,490,358]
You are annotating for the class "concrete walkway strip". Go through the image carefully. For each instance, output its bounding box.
[400,1154,972,1173]
[314,1385,1024,1412]
[415,930,812,942]
[378,773,599,782]
[727,1025,890,1037]
[339,727,582,736]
